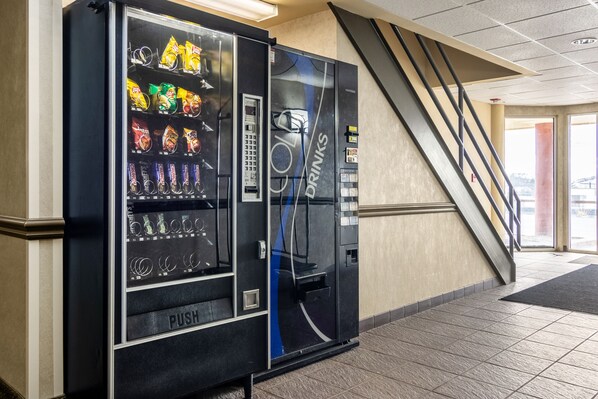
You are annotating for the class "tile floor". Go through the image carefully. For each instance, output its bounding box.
[210,252,598,398]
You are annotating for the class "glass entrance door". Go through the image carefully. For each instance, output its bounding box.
[569,114,598,252]
[505,117,555,247]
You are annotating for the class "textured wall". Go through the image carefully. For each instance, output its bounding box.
[0,235,27,394]
[0,0,27,218]
[269,10,496,320]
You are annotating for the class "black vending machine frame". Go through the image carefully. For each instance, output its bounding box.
[63,1,270,398]
[263,46,359,378]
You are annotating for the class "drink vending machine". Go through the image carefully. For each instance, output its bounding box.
[64,1,269,397]
[266,47,359,374]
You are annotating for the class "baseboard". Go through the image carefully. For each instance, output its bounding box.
[0,377,24,399]
[359,276,502,333]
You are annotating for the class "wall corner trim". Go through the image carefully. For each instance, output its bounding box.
[0,215,65,240]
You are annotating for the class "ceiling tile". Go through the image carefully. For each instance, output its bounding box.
[515,55,576,71]
[563,47,598,64]
[489,41,553,61]
[455,25,528,49]
[533,65,596,81]
[415,7,498,36]
[364,0,460,20]
[468,0,587,24]
[538,27,598,53]
[584,61,598,72]
[507,5,598,40]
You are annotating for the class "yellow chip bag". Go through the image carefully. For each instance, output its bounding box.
[127,78,148,110]
[177,87,202,116]
[159,36,180,70]
[183,41,202,74]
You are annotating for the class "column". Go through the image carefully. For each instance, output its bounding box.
[535,122,554,237]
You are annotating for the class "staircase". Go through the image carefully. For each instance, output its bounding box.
[330,5,521,284]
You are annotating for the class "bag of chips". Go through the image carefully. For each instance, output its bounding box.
[149,83,177,113]
[183,128,201,154]
[127,78,149,110]
[162,125,179,154]
[183,41,202,74]
[159,36,180,70]
[177,87,202,116]
[131,118,152,152]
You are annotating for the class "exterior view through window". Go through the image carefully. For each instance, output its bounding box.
[569,114,598,252]
[505,117,554,248]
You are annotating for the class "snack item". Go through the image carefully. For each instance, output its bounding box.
[139,161,156,194]
[168,162,182,194]
[192,163,201,192]
[183,41,201,74]
[154,162,168,194]
[159,36,180,70]
[182,163,193,194]
[183,128,201,154]
[177,87,202,116]
[149,83,177,113]
[131,118,152,152]
[127,162,141,195]
[127,78,149,110]
[161,125,179,154]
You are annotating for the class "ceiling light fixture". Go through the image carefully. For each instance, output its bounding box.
[184,0,278,22]
[572,37,597,45]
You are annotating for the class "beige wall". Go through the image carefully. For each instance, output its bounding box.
[506,103,598,252]
[270,10,496,319]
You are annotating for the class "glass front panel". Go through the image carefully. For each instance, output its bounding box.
[569,114,598,252]
[270,48,337,359]
[125,9,234,288]
[505,117,554,247]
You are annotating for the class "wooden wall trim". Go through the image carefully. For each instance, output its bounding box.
[0,215,65,240]
[359,202,457,218]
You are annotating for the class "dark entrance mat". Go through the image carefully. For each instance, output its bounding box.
[502,265,598,315]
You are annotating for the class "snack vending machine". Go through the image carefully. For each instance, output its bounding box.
[64,1,269,397]
[267,47,359,372]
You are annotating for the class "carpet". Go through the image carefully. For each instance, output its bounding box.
[502,265,598,315]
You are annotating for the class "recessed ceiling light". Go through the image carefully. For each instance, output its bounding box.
[182,0,278,22]
[572,37,597,45]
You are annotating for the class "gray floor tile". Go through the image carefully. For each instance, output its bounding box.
[560,350,598,372]
[463,362,534,391]
[201,385,244,399]
[482,302,532,315]
[576,340,598,355]
[260,375,344,399]
[519,375,597,399]
[463,331,520,350]
[253,389,283,399]
[529,306,571,315]
[542,322,597,339]
[453,297,494,308]
[508,340,570,361]
[558,315,598,330]
[482,322,537,339]
[333,347,406,375]
[464,308,512,323]
[435,303,477,315]
[526,330,585,349]
[416,348,481,374]
[486,350,553,375]
[516,308,567,322]
[331,392,368,399]
[383,361,457,390]
[397,317,477,339]
[416,310,494,330]
[369,323,457,350]
[349,375,430,399]
[359,333,431,362]
[501,315,553,330]
[525,271,564,280]
[434,376,512,399]
[257,370,303,390]
[507,393,536,399]
[441,340,502,361]
[306,361,378,390]
[541,363,598,390]
[516,269,538,277]
[421,393,451,399]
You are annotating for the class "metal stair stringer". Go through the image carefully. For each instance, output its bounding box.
[330,4,515,284]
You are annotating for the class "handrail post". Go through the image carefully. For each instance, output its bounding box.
[509,187,514,256]
[458,87,464,170]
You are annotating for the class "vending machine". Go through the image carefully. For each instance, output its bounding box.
[267,47,359,373]
[64,1,269,397]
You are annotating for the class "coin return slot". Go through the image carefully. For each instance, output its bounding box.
[243,289,260,310]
